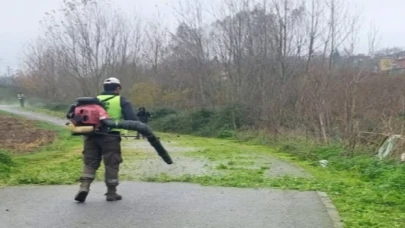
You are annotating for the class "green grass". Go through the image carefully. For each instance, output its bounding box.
[130,133,405,228]
[2,109,405,227]
[0,113,83,185]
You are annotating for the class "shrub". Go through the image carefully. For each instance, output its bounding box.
[150,104,253,139]
[150,107,177,119]
[0,152,14,178]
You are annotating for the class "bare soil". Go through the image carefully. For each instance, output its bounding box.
[0,115,56,153]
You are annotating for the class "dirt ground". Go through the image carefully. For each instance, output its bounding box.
[0,115,56,153]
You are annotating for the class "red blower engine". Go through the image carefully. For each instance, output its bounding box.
[66,97,173,165]
[66,97,111,133]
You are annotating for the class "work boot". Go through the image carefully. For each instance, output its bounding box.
[105,186,122,201]
[74,179,92,202]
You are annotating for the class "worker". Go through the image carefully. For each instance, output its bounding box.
[74,77,138,202]
[136,107,151,139]
[17,92,25,108]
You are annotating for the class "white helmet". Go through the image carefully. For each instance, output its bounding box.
[103,77,121,85]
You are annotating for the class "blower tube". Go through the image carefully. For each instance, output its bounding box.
[101,119,173,165]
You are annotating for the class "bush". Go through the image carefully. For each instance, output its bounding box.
[217,130,235,139]
[190,109,214,132]
[150,104,252,138]
[150,107,177,119]
[0,87,17,104]
[151,113,193,134]
[0,152,14,178]
[0,151,14,166]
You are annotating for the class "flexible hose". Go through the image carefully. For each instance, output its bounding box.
[101,119,173,164]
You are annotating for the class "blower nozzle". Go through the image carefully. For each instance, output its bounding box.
[101,119,173,164]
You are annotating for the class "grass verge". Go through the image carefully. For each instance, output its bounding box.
[2,108,404,227]
[21,106,66,118]
[129,133,405,228]
[0,112,83,186]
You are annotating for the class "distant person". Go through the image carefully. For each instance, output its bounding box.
[136,107,151,139]
[17,92,25,108]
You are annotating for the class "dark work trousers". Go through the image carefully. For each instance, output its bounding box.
[80,134,123,186]
[19,99,25,108]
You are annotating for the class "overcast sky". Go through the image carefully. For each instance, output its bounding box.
[0,0,404,75]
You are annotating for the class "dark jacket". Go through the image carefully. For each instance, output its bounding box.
[136,110,151,123]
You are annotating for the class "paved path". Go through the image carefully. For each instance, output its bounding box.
[0,182,336,228]
[0,105,340,228]
[0,105,66,125]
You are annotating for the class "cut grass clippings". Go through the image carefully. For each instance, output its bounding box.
[0,114,57,153]
[136,133,405,228]
[0,112,83,185]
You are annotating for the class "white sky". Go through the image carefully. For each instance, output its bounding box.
[0,0,404,74]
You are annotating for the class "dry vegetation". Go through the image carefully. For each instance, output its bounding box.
[0,114,56,153]
[5,0,405,154]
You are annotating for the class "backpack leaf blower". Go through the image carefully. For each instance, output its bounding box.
[66,97,173,165]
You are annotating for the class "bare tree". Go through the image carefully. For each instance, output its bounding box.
[37,0,133,96]
[143,16,169,80]
[171,0,213,107]
[367,22,381,57]
[17,0,405,151]
[304,0,323,72]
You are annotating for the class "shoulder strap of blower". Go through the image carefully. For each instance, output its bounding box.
[97,94,124,134]
[99,95,117,109]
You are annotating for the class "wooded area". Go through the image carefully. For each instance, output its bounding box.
[7,0,405,150]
